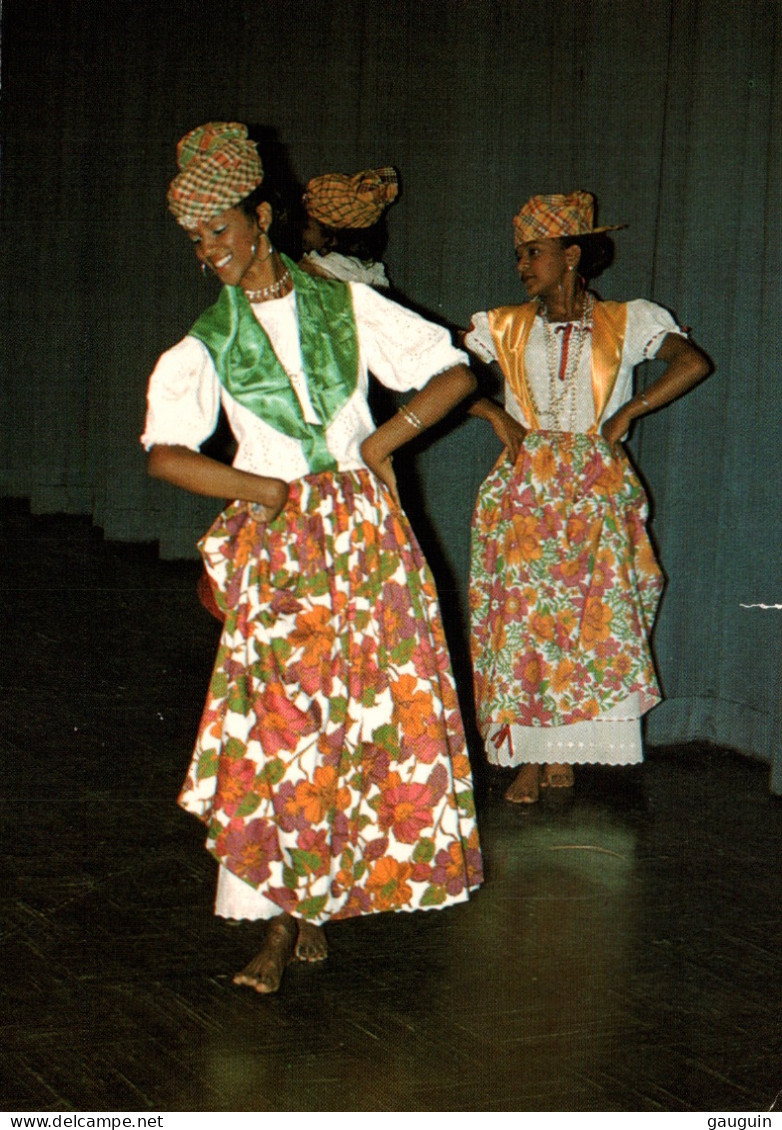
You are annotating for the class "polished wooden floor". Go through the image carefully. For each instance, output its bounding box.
[2,504,780,1113]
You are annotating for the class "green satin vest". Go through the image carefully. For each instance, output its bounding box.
[189,255,359,472]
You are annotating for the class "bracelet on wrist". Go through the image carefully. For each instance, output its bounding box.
[399,405,424,431]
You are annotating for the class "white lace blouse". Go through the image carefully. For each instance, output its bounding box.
[464,298,685,432]
[142,282,465,481]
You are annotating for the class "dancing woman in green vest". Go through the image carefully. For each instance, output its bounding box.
[465,192,710,805]
[141,123,483,994]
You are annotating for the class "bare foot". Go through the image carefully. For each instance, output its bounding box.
[541,763,575,790]
[233,913,297,994]
[505,763,543,804]
[295,920,328,963]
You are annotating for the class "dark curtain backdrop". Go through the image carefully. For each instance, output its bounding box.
[2,0,780,787]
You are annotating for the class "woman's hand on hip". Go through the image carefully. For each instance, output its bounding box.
[258,478,290,522]
[495,414,528,462]
[360,433,401,505]
[147,445,291,514]
[468,398,527,460]
[601,409,630,456]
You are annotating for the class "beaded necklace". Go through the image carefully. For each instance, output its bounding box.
[533,291,595,429]
[243,267,293,303]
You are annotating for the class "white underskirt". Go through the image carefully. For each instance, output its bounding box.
[486,694,645,767]
[215,867,287,922]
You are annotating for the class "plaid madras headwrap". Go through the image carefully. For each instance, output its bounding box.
[167,122,263,230]
[513,191,624,249]
[304,167,398,229]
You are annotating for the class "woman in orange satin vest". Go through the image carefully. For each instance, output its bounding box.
[464,191,710,804]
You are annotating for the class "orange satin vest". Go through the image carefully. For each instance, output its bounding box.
[487,300,629,430]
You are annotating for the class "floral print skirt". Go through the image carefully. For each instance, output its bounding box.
[469,432,664,763]
[179,469,483,923]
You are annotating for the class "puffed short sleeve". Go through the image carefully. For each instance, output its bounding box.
[350,283,468,391]
[463,311,497,364]
[625,299,689,363]
[140,336,221,451]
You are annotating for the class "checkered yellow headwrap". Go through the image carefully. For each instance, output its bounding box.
[167,122,263,230]
[513,191,625,249]
[304,167,398,229]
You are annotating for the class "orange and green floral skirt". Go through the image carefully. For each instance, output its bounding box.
[179,469,483,923]
[470,432,664,751]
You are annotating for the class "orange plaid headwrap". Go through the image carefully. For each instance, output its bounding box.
[513,191,625,250]
[167,122,263,230]
[304,167,398,229]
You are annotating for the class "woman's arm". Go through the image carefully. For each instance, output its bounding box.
[147,445,289,521]
[601,333,712,450]
[468,397,528,462]
[360,364,476,501]
[458,319,527,462]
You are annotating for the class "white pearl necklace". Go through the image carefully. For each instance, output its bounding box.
[243,267,293,303]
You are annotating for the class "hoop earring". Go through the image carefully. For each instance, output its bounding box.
[200,261,208,277]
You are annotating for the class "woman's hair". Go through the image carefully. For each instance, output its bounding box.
[561,233,615,281]
[315,217,390,264]
[236,182,305,260]
[234,127,307,259]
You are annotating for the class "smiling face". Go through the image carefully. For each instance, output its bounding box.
[515,237,579,301]
[189,204,266,286]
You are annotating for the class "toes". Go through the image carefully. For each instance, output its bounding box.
[295,923,328,963]
[232,917,328,992]
[233,917,296,993]
[296,944,328,963]
[541,763,574,789]
[233,970,274,991]
[233,964,283,993]
[253,974,281,994]
[505,764,542,804]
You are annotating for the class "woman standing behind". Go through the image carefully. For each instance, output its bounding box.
[299,166,398,288]
[465,191,710,804]
[142,123,482,993]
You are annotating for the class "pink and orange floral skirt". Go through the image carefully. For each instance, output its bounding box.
[470,432,664,764]
[179,469,483,923]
